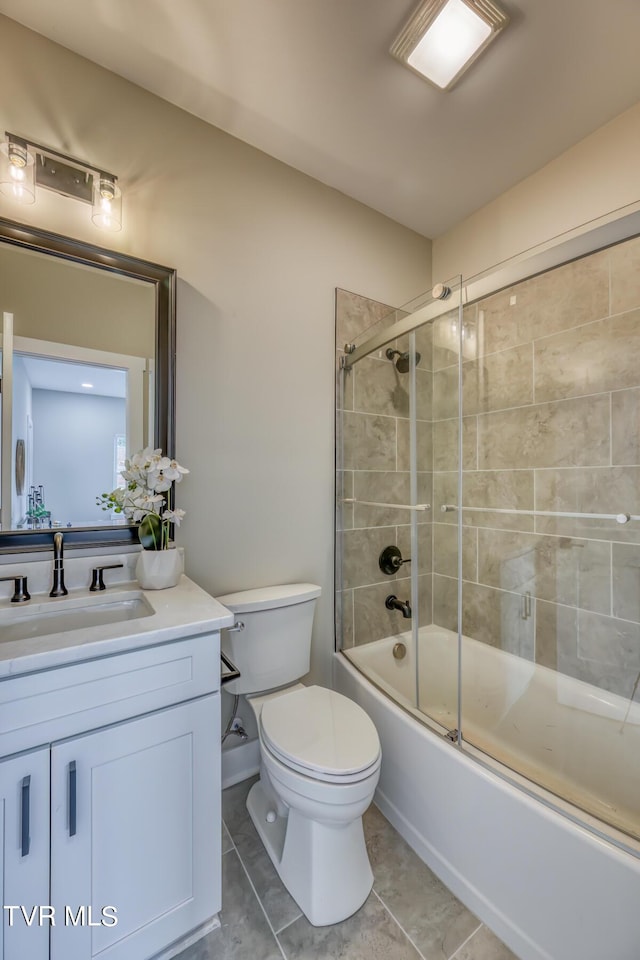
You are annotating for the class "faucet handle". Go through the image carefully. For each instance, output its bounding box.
[0,575,31,603]
[90,564,124,592]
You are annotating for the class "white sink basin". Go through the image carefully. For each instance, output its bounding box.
[0,590,154,644]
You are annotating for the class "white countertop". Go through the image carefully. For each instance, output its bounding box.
[0,571,234,678]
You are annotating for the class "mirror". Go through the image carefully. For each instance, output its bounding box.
[0,216,175,553]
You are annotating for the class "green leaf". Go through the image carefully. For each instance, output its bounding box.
[138,513,163,550]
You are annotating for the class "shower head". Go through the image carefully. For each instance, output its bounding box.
[386,347,421,373]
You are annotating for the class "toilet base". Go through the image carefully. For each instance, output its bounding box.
[247,779,374,926]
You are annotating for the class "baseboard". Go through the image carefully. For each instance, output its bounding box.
[150,915,220,960]
[222,737,260,789]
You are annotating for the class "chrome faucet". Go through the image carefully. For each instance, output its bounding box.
[385,594,412,619]
[50,531,68,598]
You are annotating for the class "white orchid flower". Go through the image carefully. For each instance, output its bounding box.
[162,508,186,526]
[100,447,189,547]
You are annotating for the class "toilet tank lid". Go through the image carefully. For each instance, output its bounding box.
[216,583,321,613]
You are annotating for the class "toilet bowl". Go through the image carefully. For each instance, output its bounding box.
[246,684,381,926]
[217,584,381,926]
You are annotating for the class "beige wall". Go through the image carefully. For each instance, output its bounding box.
[0,245,155,357]
[433,101,640,282]
[0,16,431,684]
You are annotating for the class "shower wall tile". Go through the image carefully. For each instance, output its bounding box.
[343,411,396,471]
[461,581,535,659]
[353,471,411,528]
[536,599,640,700]
[337,470,353,530]
[463,470,535,532]
[343,525,401,588]
[432,364,459,421]
[577,609,640,672]
[432,416,477,472]
[612,387,640,465]
[476,394,610,470]
[433,522,478,581]
[476,528,610,615]
[535,466,640,543]
[431,309,460,372]
[432,472,457,525]
[475,251,609,357]
[414,321,434,372]
[432,574,458,634]
[432,305,477,371]
[335,289,399,347]
[462,342,534,415]
[352,576,412,645]
[433,577,534,659]
[536,601,640,699]
[612,542,640,623]
[397,522,433,576]
[610,234,640,316]
[534,599,572,670]
[338,589,354,649]
[397,418,432,472]
[339,365,354,411]
[534,309,640,403]
[354,356,410,419]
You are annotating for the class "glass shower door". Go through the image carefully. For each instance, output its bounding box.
[456,240,640,845]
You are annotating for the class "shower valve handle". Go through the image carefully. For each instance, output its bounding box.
[379,545,411,576]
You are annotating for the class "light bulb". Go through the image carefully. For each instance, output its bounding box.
[92,173,121,231]
[0,140,35,204]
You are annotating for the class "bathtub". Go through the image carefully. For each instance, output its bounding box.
[334,625,640,960]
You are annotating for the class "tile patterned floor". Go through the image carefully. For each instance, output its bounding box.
[176,777,518,960]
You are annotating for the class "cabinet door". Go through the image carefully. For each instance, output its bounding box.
[0,748,50,960]
[50,695,220,960]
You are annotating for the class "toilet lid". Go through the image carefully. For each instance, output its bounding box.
[260,686,380,779]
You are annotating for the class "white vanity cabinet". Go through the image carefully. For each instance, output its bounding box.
[0,620,227,960]
[0,748,51,959]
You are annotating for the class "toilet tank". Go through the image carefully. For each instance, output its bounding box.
[217,583,321,695]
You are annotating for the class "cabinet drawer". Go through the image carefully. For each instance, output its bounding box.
[0,633,219,756]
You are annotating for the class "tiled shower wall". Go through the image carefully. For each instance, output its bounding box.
[432,235,640,701]
[336,289,433,648]
[336,234,640,701]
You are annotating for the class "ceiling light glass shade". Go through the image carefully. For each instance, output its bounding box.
[91,174,122,231]
[0,140,36,204]
[391,0,509,91]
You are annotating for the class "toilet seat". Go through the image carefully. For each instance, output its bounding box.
[259,685,381,784]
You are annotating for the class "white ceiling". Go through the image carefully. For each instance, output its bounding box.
[19,355,126,398]
[1,0,639,237]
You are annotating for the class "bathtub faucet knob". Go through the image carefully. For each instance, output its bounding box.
[385,595,412,619]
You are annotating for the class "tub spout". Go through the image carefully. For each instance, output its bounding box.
[385,594,412,618]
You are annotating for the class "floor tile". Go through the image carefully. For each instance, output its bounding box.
[223,775,302,933]
[222,821,234,855]
[364,804,481,960]
[277,891,423,960]
[174,849,281,960]
[452,925,518,960]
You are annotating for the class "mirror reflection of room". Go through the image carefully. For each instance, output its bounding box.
[0,242,155,530]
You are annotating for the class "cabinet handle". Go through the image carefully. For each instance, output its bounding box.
[21,775,31,857]
[68,761,77,837]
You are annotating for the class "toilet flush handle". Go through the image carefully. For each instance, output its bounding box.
[227,620,244,632]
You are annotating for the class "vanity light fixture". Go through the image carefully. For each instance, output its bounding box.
[390,0,509,91]
[0,132,122,231]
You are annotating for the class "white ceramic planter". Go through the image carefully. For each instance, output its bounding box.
[135,548,183,590]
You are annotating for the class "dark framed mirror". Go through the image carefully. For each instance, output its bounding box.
[0,215,175,553]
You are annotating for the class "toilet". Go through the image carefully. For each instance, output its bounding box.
[218,583,381,926]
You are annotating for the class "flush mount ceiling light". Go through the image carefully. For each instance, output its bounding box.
[0,132,122,231]
[391,0,509,91]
